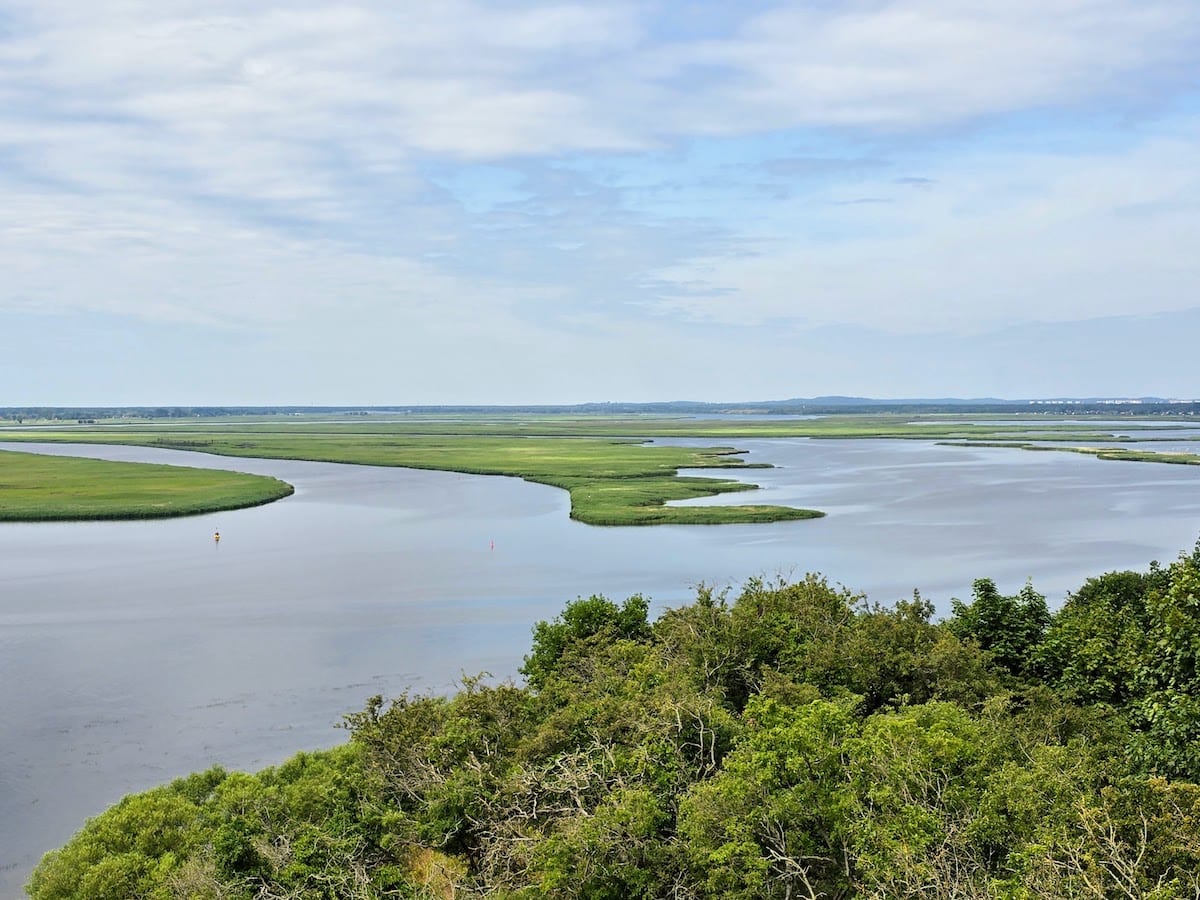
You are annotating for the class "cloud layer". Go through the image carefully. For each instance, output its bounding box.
[1,0,1198,400]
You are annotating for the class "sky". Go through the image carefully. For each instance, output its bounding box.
[1,0,1198,405]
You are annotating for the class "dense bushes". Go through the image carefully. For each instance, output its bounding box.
[30,544,1200,898]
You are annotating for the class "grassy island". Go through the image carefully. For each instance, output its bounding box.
[0,449,294,521]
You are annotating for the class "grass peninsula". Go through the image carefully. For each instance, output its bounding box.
[0,449,294,521]
[0,430,822,526]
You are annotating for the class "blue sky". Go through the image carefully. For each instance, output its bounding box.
[1,0,1198,404]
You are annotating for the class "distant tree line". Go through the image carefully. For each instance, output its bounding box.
[2,400,1199,421]
[28,543,1200,898]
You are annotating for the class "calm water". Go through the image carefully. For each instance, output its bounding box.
[3,438,1200,896]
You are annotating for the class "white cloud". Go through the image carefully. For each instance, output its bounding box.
[0,181,554,338]
[648,0,1199,134]
[4,0,1196,207]
[0,0,1198,383]
[648,125,1200,332]
[3,1,1197,177]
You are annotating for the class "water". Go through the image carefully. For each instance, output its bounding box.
[3,438,1200,896]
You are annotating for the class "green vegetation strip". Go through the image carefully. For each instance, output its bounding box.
[0,435,820,525]
[0,450,293,521]
[939,441,1200,465]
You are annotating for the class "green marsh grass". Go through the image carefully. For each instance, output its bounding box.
[6,411,1200,525]
[0,433,819,525]
[0,449,294,521]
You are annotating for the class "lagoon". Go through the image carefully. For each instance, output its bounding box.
[3,438,1200,896]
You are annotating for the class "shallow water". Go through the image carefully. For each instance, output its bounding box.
[3,438,1200,896]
